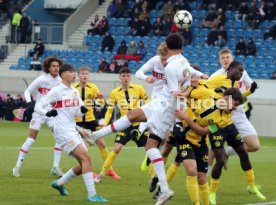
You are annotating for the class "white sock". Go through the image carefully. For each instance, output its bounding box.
[225,147,237,157]
[146,148,169,193]
[82,172,96,196]
[57,168,76,186]
[94,115,132,139]
[138,122,148,134]
[53,144,62,167]
[16,137,35,167]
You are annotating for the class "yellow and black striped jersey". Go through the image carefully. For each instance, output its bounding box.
[181,108,208,147]
[189,85,232,129]
[72,82,99,122]
[104,83,149,126]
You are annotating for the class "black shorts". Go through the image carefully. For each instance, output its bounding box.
[167,122,185,147]
[175,139,209,173]
[115,125,147,147]
[209,124,243,150]
[76,120,98,132]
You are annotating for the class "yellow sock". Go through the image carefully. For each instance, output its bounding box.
[210,177,219,193]
[199,182,210,205]
[101,150,117,175]
[186,176,200,205]
[166,163,179,183]
[245,169,255,187]
[148,163,155,178]
[99,147,114,170]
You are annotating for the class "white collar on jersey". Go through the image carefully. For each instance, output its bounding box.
[166,54,183,63]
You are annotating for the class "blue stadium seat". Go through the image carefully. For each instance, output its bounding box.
[109,18,116,26]
[117,18,124,26]
[149,10,158,18]
[253,29,262,39]
[123,18,131,26]
[117,27,124,36]
[235,29,243,38]
[260,20,270,29]
[235,55,245,62]
[198,10,206,20]
[189,2,197,10]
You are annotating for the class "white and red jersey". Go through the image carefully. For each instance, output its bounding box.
[161,54,204,100]
[35,83,84,131]
[135,55,165,97]
[209,67,253,90]
[24,73,61,103]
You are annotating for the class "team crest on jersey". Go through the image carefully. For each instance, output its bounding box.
[203,155,208,162]
[182,68,191,78]
[236,133,241,140]
[181,150,187,157]
[215,141,221,147]
[116,136,121,141]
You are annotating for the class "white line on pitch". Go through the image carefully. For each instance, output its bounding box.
[244,201,276,205]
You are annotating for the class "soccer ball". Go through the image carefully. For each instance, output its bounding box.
[174,10,193,29]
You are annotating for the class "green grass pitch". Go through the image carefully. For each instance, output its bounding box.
[0,121,275,205]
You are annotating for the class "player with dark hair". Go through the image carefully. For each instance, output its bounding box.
[13,56,64,177]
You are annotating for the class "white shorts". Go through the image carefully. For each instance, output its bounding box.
[141,97,175,140]
[232,105,257,138]
[29,112,55,130]
[54,129,86,155]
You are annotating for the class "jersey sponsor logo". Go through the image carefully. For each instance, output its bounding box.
[152,71,165,79]
[238,81,242,88]
[51,99,79,108]
[179,144,191,150]
[38,87,51,94]
[213,135,223,141]
[203,155,208,162]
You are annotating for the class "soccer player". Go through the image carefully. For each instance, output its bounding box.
[73,66,120,179]
[12,56,64,177]
[79,33,207,205]
[209,48,260,156]
[94,67,149,182]
[186,61,266,204]
[35,64,108,202]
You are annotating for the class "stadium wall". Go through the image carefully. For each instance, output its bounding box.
[0,72,275,137]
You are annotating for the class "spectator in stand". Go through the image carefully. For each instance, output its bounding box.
[138,7,149,21]
[175,0,190,11]
[128,17,140,35]
[30,53,42,70]
[10,10,22,43]
[14,94,26,109]
[117,57,128,70]
[271,71,276,79]
[29,38,44,58]
[264,24,276,40]
[117,40,128,54]
[132,7,140,19]
[101,31,115,52]
[215,25,227,47]
[127,41,137,55]
[98,16,109,35]
[235,37,247,55]
[137,41,147,57]
[181,28,192,46]
[171,22,180,33]
[263,1,275,21]
[236,1,249,21]
[202,7,217,28]
[108,59,119,73]
[206,27,218,46]
[19,13,30,43]
[3,94,14,121]
[138,17,151,36]
[163,17,172,36]
[141,0,149,11]
[248,1,258,15]
[98,58,109,73]
[247,10,263,29]
[246,37,257,56]
[214,8,227,27]
[113,0,125,18]
[161,0,174,16]
[152,17,164,36]
[87,15,100,35]
[107,2,116,18]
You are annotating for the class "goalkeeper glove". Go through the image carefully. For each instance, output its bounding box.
[250,81,258,93]
[80,106,88,114]
[46,109,58,117]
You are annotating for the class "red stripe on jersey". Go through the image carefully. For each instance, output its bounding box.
[54,147,62,151]
[152,71,165,79]
[51,99,79,108]
[110,123,116,133]
[152,158,163,164]
[20,149,28,154]
[38,87,51,94]
[238,81,242,88]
